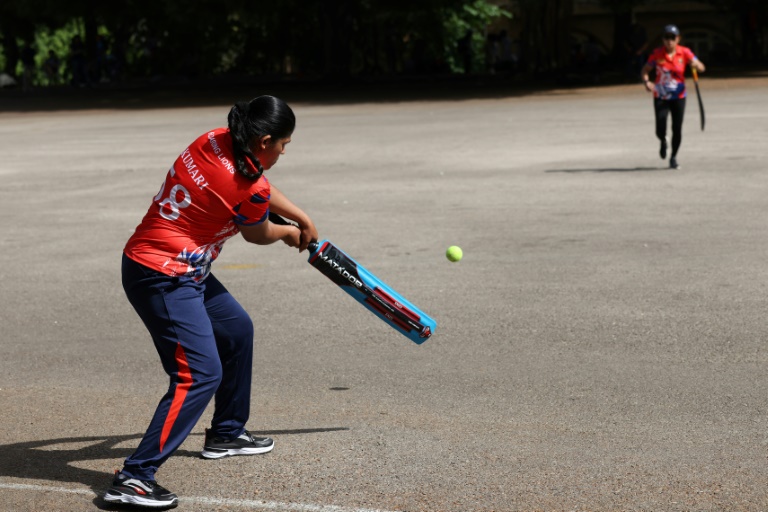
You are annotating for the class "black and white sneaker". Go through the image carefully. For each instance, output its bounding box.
[669,157,680,169]
[103,470,178,509]
[201,428,274,459]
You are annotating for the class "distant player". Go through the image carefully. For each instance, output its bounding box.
[640,24,706,169]
[104,95,318,508]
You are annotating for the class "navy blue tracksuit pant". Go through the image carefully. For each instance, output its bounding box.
[654,97,686,157]
[121,254,254,480]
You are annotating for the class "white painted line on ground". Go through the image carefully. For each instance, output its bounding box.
[0,482,92,496]
[189,495,400,511]
[0,482,401,512]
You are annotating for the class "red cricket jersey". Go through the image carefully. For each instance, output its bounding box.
[647,45,696,100]
[124,128,270,281]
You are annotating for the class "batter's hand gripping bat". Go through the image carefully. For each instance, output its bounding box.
[269,213,436,344]
[692,67,705,131]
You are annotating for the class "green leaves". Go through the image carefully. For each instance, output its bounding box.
[0,0,515,80]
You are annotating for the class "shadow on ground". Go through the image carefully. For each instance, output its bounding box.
[0,428,348,510]
[1,68,765,113]
[546,166,668,173]
[0,75,543,113]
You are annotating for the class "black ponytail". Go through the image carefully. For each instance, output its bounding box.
[227,95,296,181]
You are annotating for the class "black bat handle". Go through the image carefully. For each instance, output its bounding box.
[268,213,319,252]
[269,212,319,252]
[268,212,291,225]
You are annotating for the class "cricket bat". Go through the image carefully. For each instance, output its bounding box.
[269,213,436,344]
[692,68,705,131]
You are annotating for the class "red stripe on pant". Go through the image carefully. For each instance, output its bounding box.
[159,342,192,453]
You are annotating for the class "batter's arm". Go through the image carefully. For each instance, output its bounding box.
[640,61,655,93]
[268,184,318,252]
[239,218,300,247]
[691,57,705,73]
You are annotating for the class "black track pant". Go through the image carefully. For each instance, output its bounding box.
[654,97,686,157]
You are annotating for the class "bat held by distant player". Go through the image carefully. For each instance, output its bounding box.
[692,67,705,131]
[269,213,436,344]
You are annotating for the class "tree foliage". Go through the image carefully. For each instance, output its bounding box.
[0,0,515,84]
[2,0,762,85]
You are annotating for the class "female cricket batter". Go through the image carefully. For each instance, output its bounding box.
[104,95,318,508]
[640,24,705,169]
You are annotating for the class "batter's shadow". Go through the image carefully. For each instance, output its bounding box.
[0,427,349,510]
[545,166,668,173]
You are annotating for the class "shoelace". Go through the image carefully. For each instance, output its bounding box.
[240,429,256,443]
[115,471,163,493]
[119,477,158,495]
[139,480,158,490]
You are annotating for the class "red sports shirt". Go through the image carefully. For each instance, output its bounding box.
[124,128,270,281]
[647,45,696,100]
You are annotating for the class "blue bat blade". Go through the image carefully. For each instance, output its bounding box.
[308,240,436,344]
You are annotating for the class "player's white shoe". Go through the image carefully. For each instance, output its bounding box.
[103,470,178,508]
[201,428,274,459]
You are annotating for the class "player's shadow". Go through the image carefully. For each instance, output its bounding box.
[545,166,666,173]
[0,427,348,510]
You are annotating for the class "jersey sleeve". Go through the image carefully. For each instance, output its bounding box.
[233,183,271,226]
[646,48,661,66]
[683,47,696,65]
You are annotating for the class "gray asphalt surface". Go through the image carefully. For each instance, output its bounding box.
[1,74,767,511]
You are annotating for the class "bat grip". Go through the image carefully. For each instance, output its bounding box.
[270,212,319,251]
[269,212,302,243]
[268,212,292,225]
[692,68,698,81]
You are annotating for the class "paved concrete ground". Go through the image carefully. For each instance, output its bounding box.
[1,74,767,511]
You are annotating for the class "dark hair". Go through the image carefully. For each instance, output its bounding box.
[227,95,296,180]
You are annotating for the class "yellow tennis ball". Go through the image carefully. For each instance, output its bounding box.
[446,245,463,262]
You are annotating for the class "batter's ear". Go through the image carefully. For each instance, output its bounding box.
[258,135,272,149]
